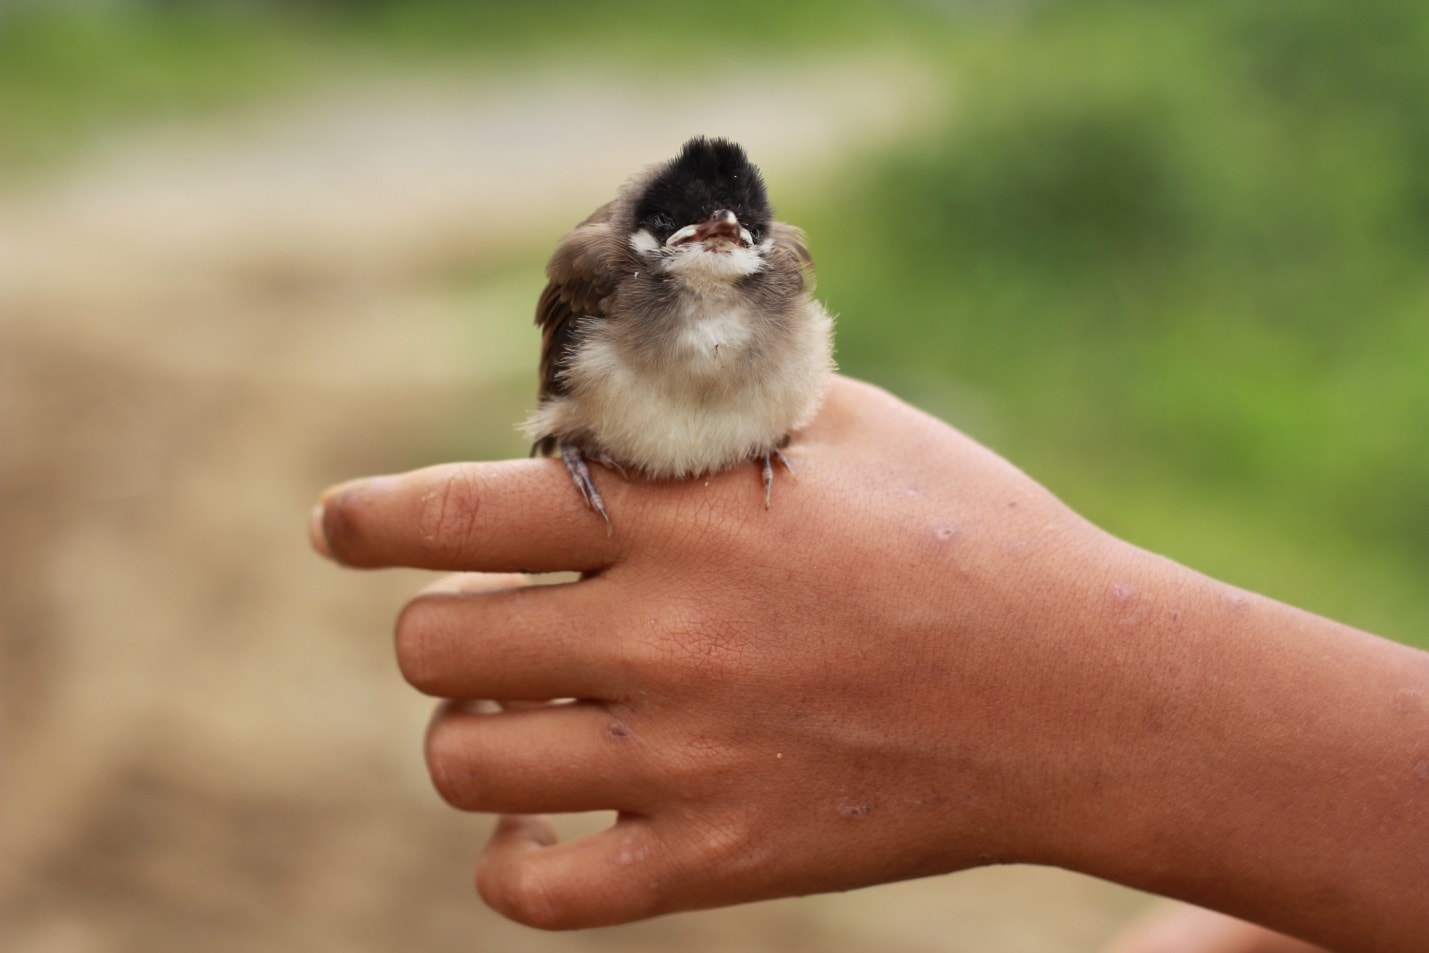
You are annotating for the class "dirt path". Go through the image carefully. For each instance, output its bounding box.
[0,59,1146,951]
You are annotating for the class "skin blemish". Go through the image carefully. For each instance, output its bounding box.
[614,836,651,866]
[607,720,631,741]
[1109,581,1150,627]
[933,523,961,544]
[837,798,875,818]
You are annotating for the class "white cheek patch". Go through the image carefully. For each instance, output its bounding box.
[666,244,766,280]
[628,229,661,256]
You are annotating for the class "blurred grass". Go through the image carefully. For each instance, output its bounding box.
[5,0,1425,645]
[806,0,1429,643]
[0,4,315,172]
[0,0,925,173]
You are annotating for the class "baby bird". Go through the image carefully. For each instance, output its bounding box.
[525,136,835,529]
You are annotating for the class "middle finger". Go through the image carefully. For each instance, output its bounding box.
[396,574,631,702]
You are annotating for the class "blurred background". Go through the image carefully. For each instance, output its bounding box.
[2,1,1426,950]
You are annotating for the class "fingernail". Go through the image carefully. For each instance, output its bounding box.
[309,501,333,559]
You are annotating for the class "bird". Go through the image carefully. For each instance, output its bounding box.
[524,136,835,531]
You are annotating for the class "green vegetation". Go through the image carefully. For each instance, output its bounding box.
[0,1,922,172]
[7,0,1425,643]
[0,5,307,171]
[809,2,1429,642]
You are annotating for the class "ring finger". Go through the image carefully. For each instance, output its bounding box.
[425,699,657,816]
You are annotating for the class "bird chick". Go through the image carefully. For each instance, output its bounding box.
[524,136,835,529]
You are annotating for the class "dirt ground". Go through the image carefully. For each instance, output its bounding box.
[0,62,1150,951]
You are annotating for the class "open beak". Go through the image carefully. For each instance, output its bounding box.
[667,209,752,248]
[691,209,742,244]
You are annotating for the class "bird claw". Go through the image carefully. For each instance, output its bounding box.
[759,447,795,509]
[587,450,628,480]
[561,446,612,534]
[562,444,792,527]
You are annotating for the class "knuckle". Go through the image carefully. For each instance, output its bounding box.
[635,592,760,687]
[417,466,485,564]
[679,813,759,882]
[488,862,569,930]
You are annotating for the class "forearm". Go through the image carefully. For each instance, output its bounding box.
[1044,541,1429,952]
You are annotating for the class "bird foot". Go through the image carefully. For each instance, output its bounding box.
[586,450,628,480]
[561,446,614,534]
[759,447,796,509]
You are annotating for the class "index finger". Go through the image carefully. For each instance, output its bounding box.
[311,459,623,573]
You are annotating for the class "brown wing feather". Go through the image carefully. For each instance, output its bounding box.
[769,221,812,265]
[535,202,619,403]
[767,220,815,291]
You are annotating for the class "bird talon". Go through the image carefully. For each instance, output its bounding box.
[760,447,796,509]
[561,446,613,533]
[773,447,796,481]
[590,451,629,480]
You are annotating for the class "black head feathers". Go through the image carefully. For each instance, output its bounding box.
[633,137,773,243]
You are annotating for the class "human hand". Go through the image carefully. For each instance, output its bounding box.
[309,376,1427,951]
[310,376,1142,927]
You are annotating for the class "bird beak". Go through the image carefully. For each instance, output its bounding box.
[667,210,751,248]
[691,210,742,244]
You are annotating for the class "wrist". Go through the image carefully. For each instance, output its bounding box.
[1032,547,1427,951]
[988,533,1197,869]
